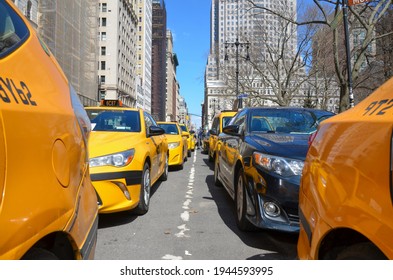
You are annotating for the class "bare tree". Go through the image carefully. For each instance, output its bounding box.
[222,1,317,108]
[247,0,393,112]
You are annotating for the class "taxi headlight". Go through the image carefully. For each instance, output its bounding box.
[253,152,304,177]
[89,149,134,167]
[168,142,180,149]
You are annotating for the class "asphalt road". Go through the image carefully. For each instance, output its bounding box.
[95,149,298,260]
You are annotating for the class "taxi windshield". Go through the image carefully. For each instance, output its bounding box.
[159,124,179,135]
[86,109,141,132]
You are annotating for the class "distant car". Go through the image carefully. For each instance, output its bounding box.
[179,123,192,157]
[208,110,237,162]
[0,0,98,259]
[298,77,393,260]
[214,107,334,232]
[85,102,169,215]
[157,121,188,169]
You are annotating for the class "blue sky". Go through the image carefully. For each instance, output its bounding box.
[166,0,211,129]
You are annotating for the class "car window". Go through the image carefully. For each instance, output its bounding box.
[232,110,246,135]
[144,112,157,133]
[0,1,29,58]
[222,116,232,129]
[180,124,188,132]
[211,117,219,133]
[86,109,141,132]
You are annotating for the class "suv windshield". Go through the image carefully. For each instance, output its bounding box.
[249,109,319,134]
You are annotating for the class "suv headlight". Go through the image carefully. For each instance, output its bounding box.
[168,142,180,149]
[89,149,134,167]
[253,152,304,177]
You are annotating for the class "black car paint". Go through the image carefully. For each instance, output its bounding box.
[215,107,332,233]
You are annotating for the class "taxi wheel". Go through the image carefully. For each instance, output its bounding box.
[134,163,151,215]
[208,151,214,162]
[21,248,58,260]
[214,154,222,187]
[187,149,191,157]
[235,169,253,231]
[160,154,169,181]
[335,243,387,260]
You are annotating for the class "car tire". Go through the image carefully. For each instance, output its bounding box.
[160,154,169,181]
[214,154,223,187]
[235,168,253,231]
[134,163,151,215]
[208,150,214,162]
[187,149,191,157]
[21,248,58,260]
[335,243,387,260]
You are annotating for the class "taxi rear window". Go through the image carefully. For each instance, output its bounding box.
[86,109,141,132]
[0,0,30,58]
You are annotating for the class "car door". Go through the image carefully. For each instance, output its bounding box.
[144,112,164,182]
[220,110,247,194]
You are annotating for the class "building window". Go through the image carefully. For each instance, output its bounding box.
[26,0,32,19]
[102,3,107,12]
[101,46,106,55]
[101,61,106,70]
[101,32,106,41]
[101,18,107,27]
[100,75,105,84]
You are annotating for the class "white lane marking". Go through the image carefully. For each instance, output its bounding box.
[175,224,190,237]
[181,211,190,222]
[163,151,198,259]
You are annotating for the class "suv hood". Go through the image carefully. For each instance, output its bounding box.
[248,132,309,160]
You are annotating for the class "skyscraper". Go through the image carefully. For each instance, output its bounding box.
[97,0,138,107]
[136,0,153,113]
[204,0,298,128]
[151,0,167,121]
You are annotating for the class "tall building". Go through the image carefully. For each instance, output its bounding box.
[37,0,98,105]
[136,0,152,113]
[166,29,179,122]
[204,0,298,128]
[97,0,138,107]
[12,0,38,27]
[151,0,167,121]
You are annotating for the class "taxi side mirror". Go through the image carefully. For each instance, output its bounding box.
[149,126,165,136]
[181,131,189,138]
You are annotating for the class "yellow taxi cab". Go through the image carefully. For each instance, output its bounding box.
[208,110,237,162]
[157,121,188,169]
[85,101,169,215]
[0,0,98,259]
[298,76,393,260]
[189,130,196,151]
[179,123,192,157]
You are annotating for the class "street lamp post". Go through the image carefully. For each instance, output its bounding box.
[224,38,250,109]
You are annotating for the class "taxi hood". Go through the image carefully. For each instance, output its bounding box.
[88,131,143,158]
